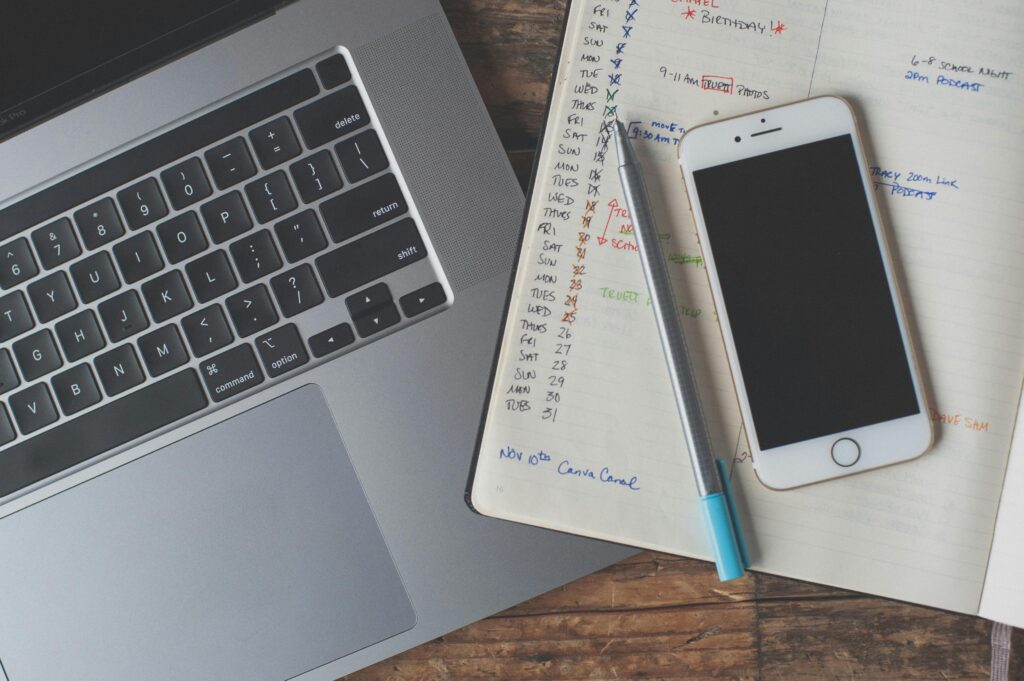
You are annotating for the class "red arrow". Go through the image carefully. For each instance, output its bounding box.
[597,199,618,245]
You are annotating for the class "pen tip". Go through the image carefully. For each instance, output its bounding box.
[612,119,633,166]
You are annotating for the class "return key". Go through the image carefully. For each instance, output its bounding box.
[320,173,408,243]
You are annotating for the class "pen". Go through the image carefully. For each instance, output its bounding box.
[613,120,749,582]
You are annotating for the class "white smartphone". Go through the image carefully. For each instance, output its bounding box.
[679,96,933,489]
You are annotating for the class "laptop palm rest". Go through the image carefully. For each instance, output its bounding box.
[0,385,414,681]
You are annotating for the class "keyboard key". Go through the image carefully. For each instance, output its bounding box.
[0,349,21,396]
[157,212,208,264]
[290,151,343,204]
[226,285,278,337]
[113,232,164,284]
[116,178,168,230]
[230,230,282,283]
[200,191,252,243]
[0,369,208,496]
[52,364,102,416]
[335,129,389,183]
[205,136,257,190]
[74,198,124,250]
[274,210,327,263]
[245,171,298,224]
[316,218,426,297]
[315,53,352,89]
[294,86,370,149]
[94,344,145,396]
[31,218,81,270]
[0,405,14,446]
[27,271,77,323]
[255,324,309,378]
[161,157,212,210]
[346,282,391,318]
[353,302,400,338]
[70,251,120,303]
[9,383,59,435]
[185,250,237,303]
[182,305,233,357]
[0,291,34,342]
[98,290,150,342]
[200,344,264,402]
[270,265,323,317]
[320,174,407,243]
[249,117,301,170]
[400,282,447,317]
[55,310,106,362]
[138,325,189,377]
[142,270,193,323]
[0,69,318,245]
[0,237,39,289]
[14,330,62,381]
[308,322,355,358]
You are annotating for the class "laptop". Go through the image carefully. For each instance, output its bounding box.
[0,1,633,678]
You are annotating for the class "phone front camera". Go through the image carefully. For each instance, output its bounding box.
[734,136,741,142]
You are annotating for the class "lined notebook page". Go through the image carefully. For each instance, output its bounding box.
[980,390,1024,628]
[474,0,1024,615]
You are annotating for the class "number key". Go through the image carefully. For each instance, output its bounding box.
[160,157,212,210]
[31,218,81,270]
[270,265,323,317]
[0,237,39,289]
[74,198,125,250]
[116,178,167,230]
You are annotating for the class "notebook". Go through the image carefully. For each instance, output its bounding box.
[469,0,1024,626]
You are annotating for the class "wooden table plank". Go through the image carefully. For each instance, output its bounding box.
[348,2,1021,679]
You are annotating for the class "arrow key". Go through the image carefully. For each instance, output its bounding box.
[345,282,391,318]
[353,302,400,339]
[308,322,355,358]
[399,282,446,318]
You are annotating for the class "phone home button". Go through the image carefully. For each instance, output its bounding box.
[831,438,860,467]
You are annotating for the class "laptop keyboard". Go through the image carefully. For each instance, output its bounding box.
[0,50,449,498]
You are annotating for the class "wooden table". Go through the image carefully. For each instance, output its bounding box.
[350,2,1021,678]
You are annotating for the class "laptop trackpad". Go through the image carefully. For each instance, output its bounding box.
[0,385,415,681]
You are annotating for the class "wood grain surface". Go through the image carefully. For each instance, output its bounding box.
[349,2,1021,678]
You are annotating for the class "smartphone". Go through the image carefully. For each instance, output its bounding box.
[678,96,933,489]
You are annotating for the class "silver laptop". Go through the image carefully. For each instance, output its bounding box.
[0,1,632,678]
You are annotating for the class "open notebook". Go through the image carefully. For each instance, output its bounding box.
[470,0,1024,625]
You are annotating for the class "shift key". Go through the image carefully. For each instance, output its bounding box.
[315,218,426,297]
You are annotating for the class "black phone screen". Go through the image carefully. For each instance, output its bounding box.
[692,134,920,451]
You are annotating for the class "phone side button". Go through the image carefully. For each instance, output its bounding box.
[831,438,860,467]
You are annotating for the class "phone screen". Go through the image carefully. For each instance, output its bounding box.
[692,134,920,451]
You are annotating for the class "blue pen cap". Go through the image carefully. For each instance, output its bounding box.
[700,493,746,581]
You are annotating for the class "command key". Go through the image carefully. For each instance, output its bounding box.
[200,344,265,402]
